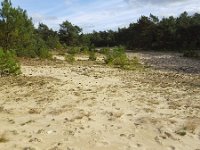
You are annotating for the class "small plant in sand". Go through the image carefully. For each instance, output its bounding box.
[67,47,80,55]
[0,49,21,76]
[104,47,128,66]
[89,50,97,61]
[80,46,89,54]
[123,57,144,70]
[100,48,110,55]
[104,47,143,70]
[65,54,75,63]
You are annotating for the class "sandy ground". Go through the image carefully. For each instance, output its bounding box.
[0,52,200,150]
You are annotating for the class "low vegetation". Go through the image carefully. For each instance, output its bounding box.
[104,47,143,70]
[89,50,97,61]
[183,50,200,59]
[0,49,21,76]
[65,54,75,63]
[0,0,199,76]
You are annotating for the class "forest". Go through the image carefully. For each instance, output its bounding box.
[0,0,200,56]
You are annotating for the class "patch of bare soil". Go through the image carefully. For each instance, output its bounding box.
[128,51,200,74]
[0,53,200,150]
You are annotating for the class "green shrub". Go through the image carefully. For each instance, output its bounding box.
[80,46,89,54]
[67,47,80,55]
[183,50,199,59]
[65,54,75,63]
[123,57,143,70]
[104,47,128,66]
[15,36,51,59]
[89,51,97,61]
[89,44,95,51]
[15,49,37,58]
[0,49,21,76]
[38,48,52,59]
[100,48,110,54]
[104,47,143,70]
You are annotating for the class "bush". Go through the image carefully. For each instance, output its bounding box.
[0,49,21,76]
[89,44,95,51]
[100,48,110,54]
[15,37,52,59]
[67,47,80,55]
[38,48,52,59]
[65,54,75,63]
[183,50,199,59]
[104,47,128,67]
[15,50,37,58]
[89,51,97,61]
[80,46,89,54]
[104,47,143,70]
[123,57,143,70]
[16,49,37,58]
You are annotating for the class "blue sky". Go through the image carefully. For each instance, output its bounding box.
[2,0,200,33]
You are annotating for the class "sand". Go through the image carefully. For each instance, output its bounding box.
[0,52,200,150]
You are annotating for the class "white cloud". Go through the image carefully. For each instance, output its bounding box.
[6,0,200,32]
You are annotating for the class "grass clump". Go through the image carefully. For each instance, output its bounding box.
[67,47,80,55]
[0,49,21,76]
[100,48,110,55]
[89,50,97,61]
[65,54,75,63]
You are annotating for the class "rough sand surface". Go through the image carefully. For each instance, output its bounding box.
[0,52,200,150]
[128,51,200,74]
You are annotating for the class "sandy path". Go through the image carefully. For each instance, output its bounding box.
[0,53,200,150]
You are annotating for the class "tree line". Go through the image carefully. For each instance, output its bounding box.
[0,0,200,57]
[87,13,200,51]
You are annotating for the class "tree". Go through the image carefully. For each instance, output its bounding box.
[36,23,62,49]
[59,20,82,46]
[0,0,34,51]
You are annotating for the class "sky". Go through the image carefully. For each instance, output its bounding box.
[2,0,200,33]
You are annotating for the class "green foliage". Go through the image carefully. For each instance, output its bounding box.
[87,12,200,51]
[0,49,21,76]
[104,47,143,70]
[38,48,52,59]
[67,47,80,55]
[31,37,52,59]
[80,46,89,54]
[100,48,110,54]
[65,54,75,63]
[183,50,200,59]
[36,23,62,50]
[0,0,34,51]
[123,57,144,70]
[59,20,82,46]
[15,49,37,58]
[104,47,128,66]
[89,51,97,61]
[15,36,52,59]
[89,44,95,51]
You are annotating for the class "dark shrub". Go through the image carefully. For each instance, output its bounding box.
[0,49,21,76]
